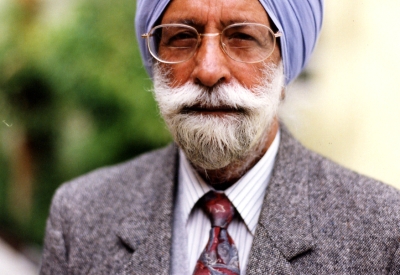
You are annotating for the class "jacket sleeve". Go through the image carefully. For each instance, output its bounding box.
[39,188,69,275]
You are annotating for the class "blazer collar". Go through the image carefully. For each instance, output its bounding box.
[246,125,314,274]
[116,144,179,275]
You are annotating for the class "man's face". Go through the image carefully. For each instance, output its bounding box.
[153,0,284,172]
[159,0,281,88]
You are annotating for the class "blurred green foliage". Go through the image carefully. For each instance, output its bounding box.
[0,0,171,245]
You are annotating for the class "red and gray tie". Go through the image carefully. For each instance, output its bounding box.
[193,191,240,275]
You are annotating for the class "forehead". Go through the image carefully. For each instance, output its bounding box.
[161,0,271,27]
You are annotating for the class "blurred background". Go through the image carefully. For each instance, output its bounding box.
[0,0,399,273]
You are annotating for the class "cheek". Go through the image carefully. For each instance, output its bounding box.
[229,63,265,88]
[235,53,282,89]
[228,42,281,88]
[160,62,195,87]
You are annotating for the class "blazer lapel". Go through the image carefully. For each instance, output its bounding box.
[116,145,179,275]
[246,127,314,275]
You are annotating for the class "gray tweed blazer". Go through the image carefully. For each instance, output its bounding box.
[40,127,400,274]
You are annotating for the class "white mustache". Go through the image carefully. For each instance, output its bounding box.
[177,84,267,112]
[153,66,283,117]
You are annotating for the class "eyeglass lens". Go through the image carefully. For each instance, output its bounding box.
[147,23,276,64]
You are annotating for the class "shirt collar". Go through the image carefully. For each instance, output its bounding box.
[178,129,281,235]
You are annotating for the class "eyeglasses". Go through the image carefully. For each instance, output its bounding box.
[141,23,282,64]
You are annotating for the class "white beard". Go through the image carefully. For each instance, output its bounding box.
[152,63,284,170]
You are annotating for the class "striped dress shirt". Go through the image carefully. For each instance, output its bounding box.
[177,130,280,274]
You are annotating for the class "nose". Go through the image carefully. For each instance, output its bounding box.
[191,36,231,87]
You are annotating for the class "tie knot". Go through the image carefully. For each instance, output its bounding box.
[201,191,235,228]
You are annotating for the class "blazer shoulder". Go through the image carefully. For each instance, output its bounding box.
[50,143,178,216]
[303,142,400,226]
[280,126,400,225]
[310,147,400,200]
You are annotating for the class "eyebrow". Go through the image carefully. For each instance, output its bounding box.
[162,19,265,31]
[163,18,200,26]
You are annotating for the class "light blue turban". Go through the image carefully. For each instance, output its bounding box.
[135,0,324,85]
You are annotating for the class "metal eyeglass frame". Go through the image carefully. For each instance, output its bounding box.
[141,23,282,64]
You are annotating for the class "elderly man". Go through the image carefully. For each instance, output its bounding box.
[40,0,400,274]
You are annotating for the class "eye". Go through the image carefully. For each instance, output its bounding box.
[161,28,198,48]
[171,31,197,40]
[228,32,256,42]
[224,31,259,48]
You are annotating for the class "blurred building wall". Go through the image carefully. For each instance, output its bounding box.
[283,0,400,189]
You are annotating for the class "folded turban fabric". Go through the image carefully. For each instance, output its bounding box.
[135,0,324,85]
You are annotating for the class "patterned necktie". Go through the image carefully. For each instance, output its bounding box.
[193,191,240,275]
